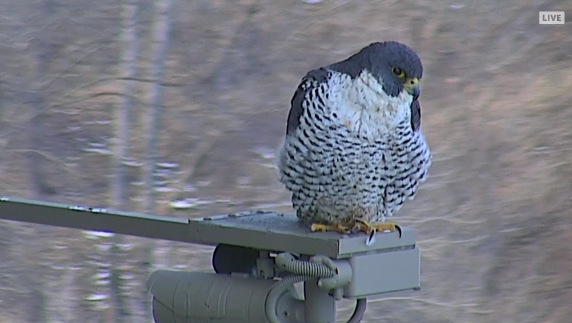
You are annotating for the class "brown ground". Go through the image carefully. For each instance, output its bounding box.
[1,0,572,322]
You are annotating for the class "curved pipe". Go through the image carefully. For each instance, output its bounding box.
[347,298,367,323]
[268,253,367,323]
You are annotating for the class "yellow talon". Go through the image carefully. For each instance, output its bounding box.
[311,220,402,238]
[310,223,330,232]
[310,222,353,233]
[355,220,402,238]
[355,220,396,232]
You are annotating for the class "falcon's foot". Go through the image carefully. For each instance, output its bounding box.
[310,220,402,241]
[355,220,401,235]
[355,220,402,246]
[310,222,354,234]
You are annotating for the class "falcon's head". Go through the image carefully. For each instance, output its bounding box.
[330,41,423,101]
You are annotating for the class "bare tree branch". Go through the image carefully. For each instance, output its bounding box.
[144,0,174,215]
[109,1,140,322]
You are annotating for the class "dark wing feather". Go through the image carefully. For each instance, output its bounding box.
[286,68,330,135]
[410,99,421,132]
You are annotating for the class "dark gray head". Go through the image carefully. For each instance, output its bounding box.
[329,41,423,99]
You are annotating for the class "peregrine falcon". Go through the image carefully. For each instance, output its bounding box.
[277,41,431,242]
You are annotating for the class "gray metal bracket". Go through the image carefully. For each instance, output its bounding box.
[0,195,421,302]
[0,196,414,259]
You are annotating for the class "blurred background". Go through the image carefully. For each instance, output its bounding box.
[0,0,571,322]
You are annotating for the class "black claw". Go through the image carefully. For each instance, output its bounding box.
[368,229,376,242]
[396,225,402,238]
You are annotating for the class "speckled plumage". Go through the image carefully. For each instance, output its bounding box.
[278,41,431,226]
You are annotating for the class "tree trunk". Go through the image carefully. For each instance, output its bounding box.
[143,0,174,319]
[113,0,138,212]
[110,0,139,322]
[144,0,174,215]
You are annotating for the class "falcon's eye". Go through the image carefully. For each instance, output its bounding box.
[392,67,406,79]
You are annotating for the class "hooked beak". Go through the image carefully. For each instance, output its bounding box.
[404,77,420,100]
